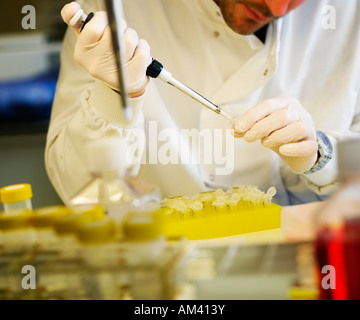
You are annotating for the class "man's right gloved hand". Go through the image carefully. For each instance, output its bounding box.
[61,1,151,97]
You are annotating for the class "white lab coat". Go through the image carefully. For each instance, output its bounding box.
[45,0,360,206]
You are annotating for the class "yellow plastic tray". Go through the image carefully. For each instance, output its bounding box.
[163,203,282,240]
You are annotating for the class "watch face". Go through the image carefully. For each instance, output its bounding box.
[317,131,333,154]
[304,131,333,174]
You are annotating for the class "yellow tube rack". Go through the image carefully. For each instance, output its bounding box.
[160,185,282,240]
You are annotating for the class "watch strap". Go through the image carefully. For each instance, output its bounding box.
[303,131,333,174]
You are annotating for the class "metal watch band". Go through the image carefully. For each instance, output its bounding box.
[303,130,333,174]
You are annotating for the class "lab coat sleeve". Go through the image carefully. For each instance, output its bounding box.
[299,91,360,196]
[298,135,340,195]
[45,27,145,205]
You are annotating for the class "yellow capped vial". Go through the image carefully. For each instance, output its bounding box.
[54,204,106,236]
[122,208,166,266]
[0,209,38,252]
[0,183,33,214]
[31,205,73,250]
[77,217,117,245]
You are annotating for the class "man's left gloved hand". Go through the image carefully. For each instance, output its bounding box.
[232,98,319,174]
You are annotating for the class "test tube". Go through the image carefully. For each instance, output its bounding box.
[228,192,241,213]
[212,196,229,215]
[0,183,33,214]
[188,201,203,219]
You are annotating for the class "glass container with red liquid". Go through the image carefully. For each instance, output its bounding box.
[314,137,360,300]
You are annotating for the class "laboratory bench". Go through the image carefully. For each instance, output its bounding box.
[0,201,322,300]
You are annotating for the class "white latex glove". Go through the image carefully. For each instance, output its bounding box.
[232,98,318,174]
[61,2,151,97]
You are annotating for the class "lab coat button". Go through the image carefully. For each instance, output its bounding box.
[264,69,269,76]
[213,31,220,37]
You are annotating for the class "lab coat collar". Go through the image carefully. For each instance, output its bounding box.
[210,18,283,106]
[194,0,224,23]
[194,0,267,50]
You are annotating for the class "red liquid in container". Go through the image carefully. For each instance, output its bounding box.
[315,218,360,300]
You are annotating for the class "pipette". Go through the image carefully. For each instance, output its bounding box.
[69,9,94,32]
[146,59,235,122]
[75,10,235,122]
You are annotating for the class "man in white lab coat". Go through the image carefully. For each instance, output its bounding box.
[45,0,360,206]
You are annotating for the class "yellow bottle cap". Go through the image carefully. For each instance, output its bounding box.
[77,217,117,245]
[0,183,33,204]
[54,204,106,235]
[0,209,33,230]
[123,209,164,241]
[71,204,106,220]
[31,205,73,228]
[288,287,319,300]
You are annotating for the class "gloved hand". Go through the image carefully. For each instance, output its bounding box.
[232,98,319,174]
[61,2,151,97]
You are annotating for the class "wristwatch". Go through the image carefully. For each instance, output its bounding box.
[304,130,333,174]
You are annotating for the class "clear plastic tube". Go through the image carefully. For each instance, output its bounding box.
[0,183,33,214]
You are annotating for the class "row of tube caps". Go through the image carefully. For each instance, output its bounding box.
[0,183,184,300]
[0,182,167,243]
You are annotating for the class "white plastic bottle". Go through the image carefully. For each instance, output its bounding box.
[31,205,73,253]
[68,137,160,238]
[120,206,168,299]
[0,209,38,298]
[53,204,106,260]
[0,209,38,253]
[76,216,119,300]
[44,204,106,299]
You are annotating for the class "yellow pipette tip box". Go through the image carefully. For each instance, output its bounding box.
[163,202,282,240]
